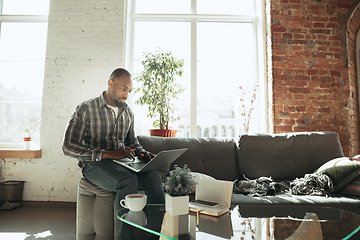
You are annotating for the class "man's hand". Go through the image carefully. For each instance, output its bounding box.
[102,147,135,160]
[138,149,155,162]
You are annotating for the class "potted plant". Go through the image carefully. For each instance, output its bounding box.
[162,165,196,215]
[22,120,41,150]
[134,48,185,137]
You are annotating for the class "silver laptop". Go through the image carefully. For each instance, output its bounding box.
[113,148,188,173]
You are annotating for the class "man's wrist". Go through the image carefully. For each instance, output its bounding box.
[101,150,110,159]
[93,149,105,162]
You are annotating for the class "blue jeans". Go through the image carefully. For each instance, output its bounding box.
[82,158,165,239]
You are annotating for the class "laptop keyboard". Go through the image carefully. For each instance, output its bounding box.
[127,161,147,170]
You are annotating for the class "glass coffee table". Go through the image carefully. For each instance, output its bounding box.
[116,204,360,240]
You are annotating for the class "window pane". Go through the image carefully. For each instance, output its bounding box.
[197,22,257,137]
[135,0,191,14]
[0,23,48,61]
[0,21,47,144]
[132,22,190,136]
[0,62,44,144]
[0,98,42,144]
[197,0,255,15]
[2,0,50,15]
[133,22,190,60]
[0,62,45,97]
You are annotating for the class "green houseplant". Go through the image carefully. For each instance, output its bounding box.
[162,165,196,216]
[134,48,185,137]
[22,120,41,150]
[162,165,196,196]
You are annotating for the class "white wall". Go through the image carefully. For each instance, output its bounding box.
[3,0,127,202]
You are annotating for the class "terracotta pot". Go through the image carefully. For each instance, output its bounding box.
[149,129,177,137]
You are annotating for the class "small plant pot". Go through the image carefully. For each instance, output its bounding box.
[23,137,33,150]
[165,194,189,216]
[149,129,177,137]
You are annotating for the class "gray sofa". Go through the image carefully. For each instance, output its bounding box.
[138,131,360,215]
[76,131,360,239]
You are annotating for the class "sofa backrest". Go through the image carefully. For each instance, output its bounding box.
[137,136,240,181]
[237,131,345,180]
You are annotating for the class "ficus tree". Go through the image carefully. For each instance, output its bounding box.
[134,48,184,130]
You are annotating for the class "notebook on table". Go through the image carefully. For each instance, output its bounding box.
[113,148,188,173]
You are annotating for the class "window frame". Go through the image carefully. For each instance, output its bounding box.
[125,0,268,138]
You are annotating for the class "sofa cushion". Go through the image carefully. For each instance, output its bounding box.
[137,136,239,181]
[237,132,345,180]
[231,192,360,215]
[314,157,360,193]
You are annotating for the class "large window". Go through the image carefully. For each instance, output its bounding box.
[0,0,49,146]
[128,0,267,138]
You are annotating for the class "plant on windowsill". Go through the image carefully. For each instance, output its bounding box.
[162,165,196,216]
[22,120,41,150]
[134,48,185,137]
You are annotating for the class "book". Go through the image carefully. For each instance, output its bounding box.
[189,179,234,217]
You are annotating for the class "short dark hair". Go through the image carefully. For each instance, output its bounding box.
[109,68,131,80]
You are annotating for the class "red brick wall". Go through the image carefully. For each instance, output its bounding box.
[347,2,360,156]
[271,0,360,156]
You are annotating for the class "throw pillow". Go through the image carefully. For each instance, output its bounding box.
[190,172,215,194]
[314,157,360,193]
[339,175,360,197]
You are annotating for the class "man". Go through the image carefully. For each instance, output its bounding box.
[62,68,165,238]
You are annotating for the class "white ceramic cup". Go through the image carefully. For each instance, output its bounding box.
[120,194,147,212]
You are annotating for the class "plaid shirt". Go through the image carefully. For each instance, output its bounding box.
[62,91,143,167]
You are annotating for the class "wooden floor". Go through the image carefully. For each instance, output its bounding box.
[0,202,76,240]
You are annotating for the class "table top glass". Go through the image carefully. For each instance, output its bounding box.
[116,204,360,240]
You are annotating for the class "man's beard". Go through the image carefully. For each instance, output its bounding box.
[115,98,126,108]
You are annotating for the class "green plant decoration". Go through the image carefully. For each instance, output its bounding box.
[22,120,41,137]
[162,165,196,196]
[134,48,185,130]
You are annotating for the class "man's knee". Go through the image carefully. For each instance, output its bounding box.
[121,171,138,186]
[83,161,139,192]
[138,170,163,188]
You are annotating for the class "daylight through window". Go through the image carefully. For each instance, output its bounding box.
[0,0,49,146]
